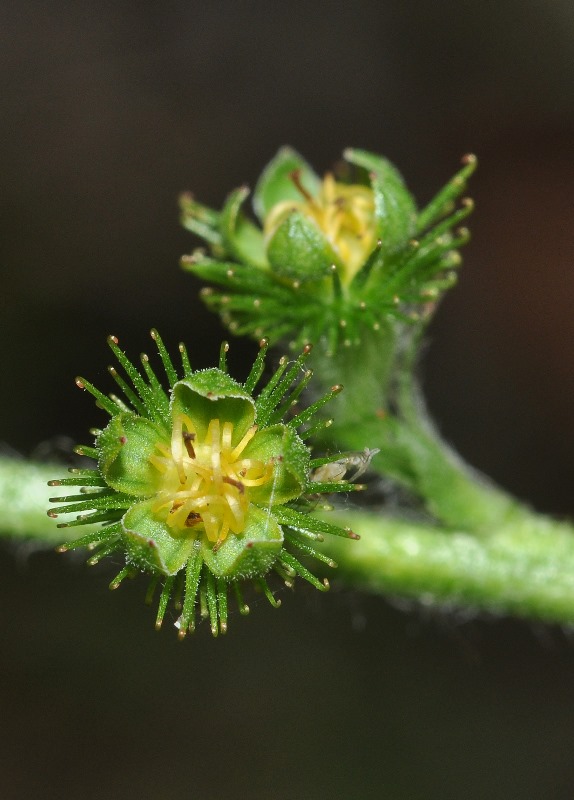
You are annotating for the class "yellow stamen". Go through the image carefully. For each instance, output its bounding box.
[150,415,273,544]
[264,172,377,284]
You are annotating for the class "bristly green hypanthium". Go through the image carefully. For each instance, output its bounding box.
[180,146,477,354]
[48,331,360,637]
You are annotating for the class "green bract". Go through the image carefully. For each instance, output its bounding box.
[181,146,476,353]
[49,331,359,637]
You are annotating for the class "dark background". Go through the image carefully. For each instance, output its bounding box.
[1,2,574,798]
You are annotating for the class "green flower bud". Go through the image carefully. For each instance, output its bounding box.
[49,332,359,637]
[181,147,476,353]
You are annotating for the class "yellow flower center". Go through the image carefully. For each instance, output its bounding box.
[265,172,377,283]
[149,414,273,547]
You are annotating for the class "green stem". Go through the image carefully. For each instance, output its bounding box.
[311,324,530,532]
[0,456,85,544]
[324,508,574,625]
[3,455,574,626]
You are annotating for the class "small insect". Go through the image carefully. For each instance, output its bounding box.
[311,447,380,484]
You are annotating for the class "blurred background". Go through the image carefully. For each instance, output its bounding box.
[1,2,574,797]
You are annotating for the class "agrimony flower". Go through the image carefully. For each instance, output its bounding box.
[48,331,359,637]
[181,147,477,353]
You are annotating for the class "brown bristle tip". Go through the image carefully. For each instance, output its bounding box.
[47,480,61,487]
[462,153,477,165]
[109,581,120,590]
[108,335,119,345]
[47,510,58,518]
[155,621,163,631]
[220,623,228,635]
[56,523,69,529]
[177,629,187,641]
[348,530,361,540]
[323,579,330,589]
[303,343,313,354]
[150,329,158,339]
[259,337,269,348]
[329,560,337,569]
[462,197,474,208]
[75,378,85,389]
[331,384,343,393]
[55,545,68,553]
[140,353,149,362]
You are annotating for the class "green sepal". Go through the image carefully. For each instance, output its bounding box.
[246,424,309,504]
[253,146,321,222]
[97,413,165,497]
[221,186,268,268]
[179,193,223,248]
[266,210,342,281]
[201,504,283,579]
[171,374,255,443]
[122,498,197,575]
[344,148,417,257]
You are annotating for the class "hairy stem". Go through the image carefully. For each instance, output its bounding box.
[0,456,89,544]
[3,456,574,626]
[311,326,530,532]
[324,508,574,624]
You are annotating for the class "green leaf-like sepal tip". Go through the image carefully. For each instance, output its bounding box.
[180,146,476,353]
[49,331,359,637]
